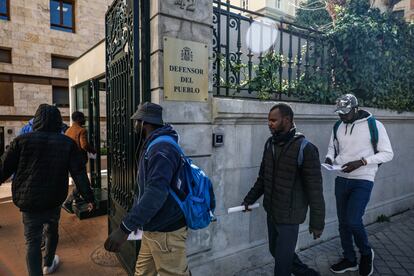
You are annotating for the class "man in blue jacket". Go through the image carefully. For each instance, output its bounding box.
[104,102,188,276]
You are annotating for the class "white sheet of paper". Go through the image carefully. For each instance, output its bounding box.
[228,203,260,214]
[127,230,143,240]
[321,163,343,171]
[88,153,97,159]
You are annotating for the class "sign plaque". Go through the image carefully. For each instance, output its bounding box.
[163,37,208,102]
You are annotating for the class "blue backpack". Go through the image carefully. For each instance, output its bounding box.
[147,136,216,230]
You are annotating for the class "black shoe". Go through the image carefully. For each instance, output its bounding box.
[330,258,359,274]
[359,249,374,276]
[62,202,74,214]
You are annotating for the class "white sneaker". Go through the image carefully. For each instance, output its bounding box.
[43,255,60,274]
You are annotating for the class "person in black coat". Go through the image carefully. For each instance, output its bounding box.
[0,104,95,276]
[242,103,325,276]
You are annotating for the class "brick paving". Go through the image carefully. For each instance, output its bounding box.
[0,197,126,276]
[241,209,414,276]
[1,181,413,276]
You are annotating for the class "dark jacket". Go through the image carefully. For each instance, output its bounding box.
[0,105,94,212]
[121,124,186,233]
[244,130,325,231]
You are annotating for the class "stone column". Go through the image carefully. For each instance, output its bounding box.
[149,0,215,266]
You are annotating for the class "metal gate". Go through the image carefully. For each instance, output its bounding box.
[105,0,150,274]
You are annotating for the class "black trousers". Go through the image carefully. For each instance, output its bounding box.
[22,207,61,276]
[267,215,318,276]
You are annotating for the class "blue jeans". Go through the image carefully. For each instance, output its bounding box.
[335,177,373,262]
[22,207,61,276]
[267,215,319,276]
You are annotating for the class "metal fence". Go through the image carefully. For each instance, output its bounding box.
[212,0,333,100]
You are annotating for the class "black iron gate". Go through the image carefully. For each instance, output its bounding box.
[105,0,150,274]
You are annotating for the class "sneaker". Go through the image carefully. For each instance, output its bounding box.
[43,255,60,274]
[330,258,359,274]
[359,249,374,276]
[62,202,74,214]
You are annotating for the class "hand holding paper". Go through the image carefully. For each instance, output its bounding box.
[228,203,260,214]
[127,229,143,240]
[321,163,342,171]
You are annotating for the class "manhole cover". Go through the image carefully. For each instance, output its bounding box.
[90,245,121,267]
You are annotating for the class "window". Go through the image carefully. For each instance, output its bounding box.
[0,81,14,106]
[241,0,249,10]
[51,55,74,69]
[276,0,281,9]
[50,0,75,33]
[0,0,9,20]
[75,83,89,114]
[52,86,69,107]
[0,47,11,63]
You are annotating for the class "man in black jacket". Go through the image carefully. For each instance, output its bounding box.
[242,103,325,276]
[104,102,188,275]
[0,104,95,276]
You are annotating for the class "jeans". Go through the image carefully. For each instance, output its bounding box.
[267,215,318,276]
[22,207,61,276]
[335,177,373,262]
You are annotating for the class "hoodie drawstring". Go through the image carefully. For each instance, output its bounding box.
[344,123,356,135]
[350,124,355,135]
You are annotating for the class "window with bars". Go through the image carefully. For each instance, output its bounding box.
[0,0,9,20]
[50,0,75,33]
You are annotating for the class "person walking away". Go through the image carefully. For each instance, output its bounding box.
[0,104,95,275]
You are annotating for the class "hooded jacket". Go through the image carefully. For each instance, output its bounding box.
[244,129,325,231]
[326,110,394,182]
[121,124,186,233]
[0,105,94,212]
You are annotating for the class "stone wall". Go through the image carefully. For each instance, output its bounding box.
[0,0,112,146]
[173,98,414,275]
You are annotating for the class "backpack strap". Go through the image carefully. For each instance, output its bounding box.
[264,137,274,159]
[145,135,195,196]
[297,138,309,167]
[333,120,342,158]
[367,116,379,154]
[146,135,183,156]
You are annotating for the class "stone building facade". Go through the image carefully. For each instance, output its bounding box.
[0,0,112,153]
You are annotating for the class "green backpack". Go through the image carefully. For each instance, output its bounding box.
[333,116,379,158]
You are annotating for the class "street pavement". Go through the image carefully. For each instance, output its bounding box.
[1,182,413,275]
[241,209,414,276]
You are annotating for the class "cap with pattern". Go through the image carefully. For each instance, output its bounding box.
[335,94,358,114]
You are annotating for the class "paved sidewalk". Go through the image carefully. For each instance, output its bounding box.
[0,198,126,276]
[241,209,414,276]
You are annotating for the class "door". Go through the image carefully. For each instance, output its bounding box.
[106,0,150,273]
